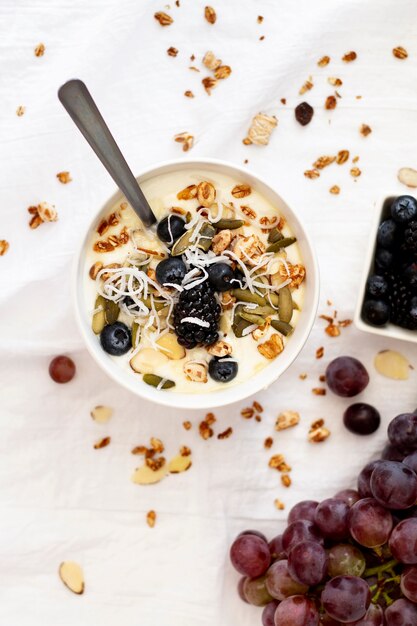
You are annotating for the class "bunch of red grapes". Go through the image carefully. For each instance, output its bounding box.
[230,404,417,623]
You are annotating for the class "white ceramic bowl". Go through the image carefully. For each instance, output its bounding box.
[354,194,417,343]
[74,158,320,409]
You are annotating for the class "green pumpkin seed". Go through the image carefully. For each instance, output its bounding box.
[232,314,252,338]
[142,297,167,312]
[197,222,216,252]
[267,227,284,244]
[271,320,294,336]
[92,295,106,334]
[267,293,279,307]
[214,219,245,230]
[278,287,293,323]
[232,289,267,306]
[104,299,120,324]
[243,305,276,316]
[185,211,192,223]
[131,322,140,348]
[143,374,175,389]
[171,228,194,256]
[266,237,297,253]
[239,311,267,325]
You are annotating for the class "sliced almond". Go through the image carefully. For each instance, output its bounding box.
[374,350,410,380]
[59,561,84,595]
[156,333,186,360]
[168,454,192,473]
[90,405,113,424]
[131,463,168,485]
[130,348,169,374]
[398,167,417,188]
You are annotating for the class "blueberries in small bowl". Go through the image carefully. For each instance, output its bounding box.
[207,263,235,292]
[209,356,238,382]
[100,322,132,356]
[391,195,417,224]
[156,257,186,286]
[366,275,388,298]
[362,299,390,326]
[377,219,398,249]
[157,215,186,244]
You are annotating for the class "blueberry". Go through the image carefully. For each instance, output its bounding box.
[156,257,186,286]
[207,263,235,292]
[157,215,186,244]
[100,322,132,355]
[391,195,417,224]
[375,247,394,271]
[366,275,388,298]
[208,356,238,382]
[377,219,398,249]
[362,299,390,326]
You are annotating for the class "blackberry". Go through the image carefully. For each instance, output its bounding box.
[173,281,221,349]
[404,221,417,252]
[386,272,417,330]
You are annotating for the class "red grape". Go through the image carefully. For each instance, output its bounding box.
[389,518,417,563]
[273,595,319,626]
[237,529,268,542]
[388,413,417,450]
[343,403,380,435]
[230,534,271,577]
[401,565,417,603]
[288,540,328,585]
[385,598,417,625]
[288,500,319,524]
[403,450,417,473]
[327,544,366,577]
[243,574,273,606]
[370,461,417,509]
[334,489,360,507]
[314,498,350,541]
[282,520,324,554]
[321,576,370,623]
[262,601,280,626]
[268,535,286,560]
[49,355,76,383]
[325,357,369,398]
[348,498,393,548]
[357,461,383,498]
[345,603,384,625]
[265,560,308,600]
[237,577,248,603]
[381,443,407,461]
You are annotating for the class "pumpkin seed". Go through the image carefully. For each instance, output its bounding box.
[143,374,175,389]
[142,297,167,312]
[214,219,245,230]
[171,228,194,256]
[267,293,279,307]
[131,322,140,348]
[278,287,293,323]
[232,289,267,306]
[266,237,297,253]
[243,305,276,316]
[92,295,106,334]
[232,314,252,338]
[268,227,284,244]
[185,211,192,223]
[240,311,267,325]
[197,222,216,252]
[104,298,120,324]
[271,320,294,336]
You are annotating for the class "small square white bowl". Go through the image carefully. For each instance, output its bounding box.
[354,194,417,343]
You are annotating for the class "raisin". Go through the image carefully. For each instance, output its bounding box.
[295,102,314,126]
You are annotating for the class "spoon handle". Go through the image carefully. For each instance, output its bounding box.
[58,79,156,227]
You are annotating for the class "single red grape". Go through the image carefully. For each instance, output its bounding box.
[326,357,369,398]
[49,355,76,383]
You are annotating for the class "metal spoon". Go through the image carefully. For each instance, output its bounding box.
[58,79,156,228]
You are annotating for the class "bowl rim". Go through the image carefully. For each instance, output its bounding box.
[354,193,417,343]
[73,156,320,409]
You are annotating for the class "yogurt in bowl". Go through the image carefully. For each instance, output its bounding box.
[75,159,319,409]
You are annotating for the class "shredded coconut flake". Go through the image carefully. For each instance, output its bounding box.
[181,317,210,328]
[241,324,259,336]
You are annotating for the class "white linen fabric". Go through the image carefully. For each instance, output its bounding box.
[1,0,417,624]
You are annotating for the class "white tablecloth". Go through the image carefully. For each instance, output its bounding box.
[1,1,417,624]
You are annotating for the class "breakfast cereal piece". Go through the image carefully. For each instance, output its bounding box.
[34,43,45,57]
[218,427,233,439]
[281,474,291,488]
[244,112,278,146]
[325,96,337,110]
[330,186,340,195]
[154,11,173,26]
[177,184,197,200]
[207,340,232,357]
[215,65,231,79]
[316,347,324,359]
[328,77,342,86]
[56,171,72,184]
[231,233,265,266]
[264,437,273,449]
[93,436,111,449]
[258,334,284,359]
[252,319,271,341]
[174,132,194,152]
[204,6,216,23]
[317,55,330,67]
[313,156,335,169]
[275,411,300,431]
[212,229,232,254]
[360,124,372,137]
[203,51,221,70]
[146,511,156,527]
[197,181,216,207]
[350,167,361,177]
[299,78,313,95]
[16,105,25,116]
[342,51,357,62]
[232,184,251,198]
[184,361,208,383]
[393,46,408,59]
[278,262,305,289]
[202,76,217,94]
[183,421,192,430]
[304,169,320,179]
[0,240,9,256]
[167,47,178,57]
[308,419,330,442]
[274,499,285,510]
